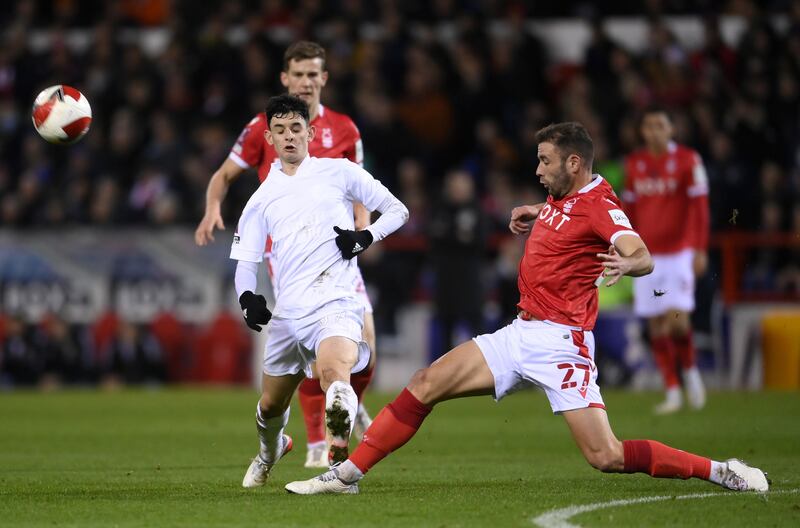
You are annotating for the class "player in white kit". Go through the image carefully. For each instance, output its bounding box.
[232,95,408,487]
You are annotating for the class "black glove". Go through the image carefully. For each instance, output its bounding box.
[238,291,272,332]
[333,226,373,260]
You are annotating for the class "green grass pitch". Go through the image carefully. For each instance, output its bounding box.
[1,388,798,527]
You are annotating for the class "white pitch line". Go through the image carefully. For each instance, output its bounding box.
[532,488,800,528]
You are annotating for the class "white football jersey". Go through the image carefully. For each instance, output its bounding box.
[230,156,407,319]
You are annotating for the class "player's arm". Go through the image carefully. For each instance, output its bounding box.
[333,162,409,259]
[195,158,246,246]
[621,157,637,225]
[229,199,271,330]
[687,152,710,277]
[597,235,654,286]
[509,203,545,234]
[345,125,370,230]
[353,202,370,230]
[234,260,271,332]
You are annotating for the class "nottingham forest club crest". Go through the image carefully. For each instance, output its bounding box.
[321,128,333,148]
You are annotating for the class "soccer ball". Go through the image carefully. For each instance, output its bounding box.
[31,85,92,144]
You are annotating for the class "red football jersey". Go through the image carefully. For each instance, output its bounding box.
[517,176,640,330]
[622,142,709,254]
[228,104,363,182]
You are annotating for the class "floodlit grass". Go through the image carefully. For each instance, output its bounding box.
[0,387,798,527]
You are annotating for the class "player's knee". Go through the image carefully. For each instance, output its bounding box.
[584,443,624,473]
[407,367,436,405]
[258,394,288,418]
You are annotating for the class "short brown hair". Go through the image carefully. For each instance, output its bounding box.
[283,41,326,71]
[534,122,594,167]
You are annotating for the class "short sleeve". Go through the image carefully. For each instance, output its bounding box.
[230,199,268,263]
[590,198,640,246]
[342,118,363,166]
[229,114,266,169]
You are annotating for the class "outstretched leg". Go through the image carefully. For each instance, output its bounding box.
[562,406,768,491]
[285,339,495,494]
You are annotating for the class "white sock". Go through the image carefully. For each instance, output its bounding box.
[325,381,358,445]
[708,460,727,485]
[665,386,682,404]
[307,440,327,450]
[333,459,364,484]
[255,403,290,465]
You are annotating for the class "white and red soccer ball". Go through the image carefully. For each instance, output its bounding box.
[31,85,92,145]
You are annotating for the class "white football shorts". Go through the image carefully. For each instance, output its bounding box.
[473,317,605,414]
[262,298,370,378]
[633,248,695,317]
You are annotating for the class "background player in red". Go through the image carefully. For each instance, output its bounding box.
[194,41,376,467]
[285,122,768,496]
[622,107,709,415]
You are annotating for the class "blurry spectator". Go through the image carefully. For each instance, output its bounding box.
[32,315,89,387]
[98,320,166,386]
[429,169,487,357]
[0,314,39,386]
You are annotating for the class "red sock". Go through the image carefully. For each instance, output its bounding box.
[673,333,696,370]
[623,439,711,480]
[351,364,375,403]
[350,388,432,474]
[651,336,679,388]
[298,378,326,444]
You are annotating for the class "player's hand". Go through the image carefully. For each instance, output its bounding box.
[239,291,272,332]
[509,203,545,234]
[692,250,708,277]
[333,226,373,259]
[195,208,225,246]
[596,245,631,287]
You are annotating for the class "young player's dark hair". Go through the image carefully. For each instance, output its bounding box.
[265,94,310,128]
[535,122,594,168]
[283,41,326,71]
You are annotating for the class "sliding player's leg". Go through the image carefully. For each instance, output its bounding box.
[562,405,768,491]
[285,338,496,494]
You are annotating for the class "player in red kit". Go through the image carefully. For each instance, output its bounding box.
[623,107,709,414]
[194,41,376,467]
[286,122,768,495]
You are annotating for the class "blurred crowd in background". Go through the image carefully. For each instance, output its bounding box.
[1,0,799,387]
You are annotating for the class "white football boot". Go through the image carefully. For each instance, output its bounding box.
[242,434,293,488]
[353,403,373,441]
[304,442,329,469]
[717,459,769,492]
[285,467,359,495]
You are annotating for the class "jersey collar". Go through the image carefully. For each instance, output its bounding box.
[578,174,604,194]
[276,155,312,176]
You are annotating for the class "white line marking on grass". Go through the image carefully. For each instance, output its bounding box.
[532,488,800,528]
